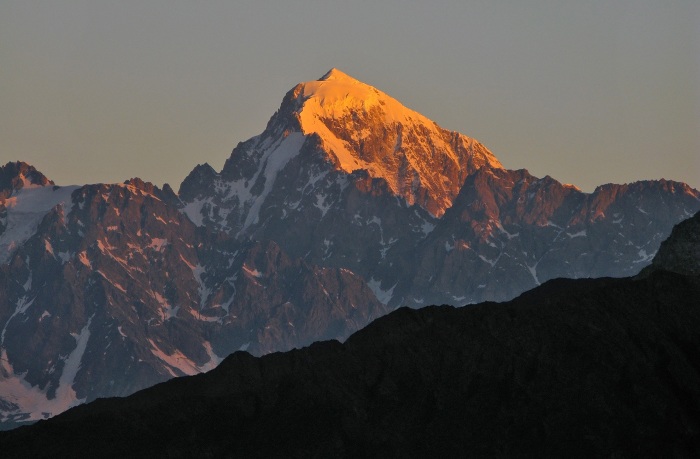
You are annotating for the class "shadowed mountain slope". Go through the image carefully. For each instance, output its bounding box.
[648,209,700,276]
[2,213,699,457]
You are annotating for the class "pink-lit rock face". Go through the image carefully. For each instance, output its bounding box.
[0,172,386,425]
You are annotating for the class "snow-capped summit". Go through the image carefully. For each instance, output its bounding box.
[286,69,503,215]
[180,68,503,242]
[301,67,453,130]
[318,67,355,81]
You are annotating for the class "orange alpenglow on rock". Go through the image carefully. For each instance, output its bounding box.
[285,68,503,216]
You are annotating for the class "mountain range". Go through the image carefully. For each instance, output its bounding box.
[0,69,698,425]
[1,209,698,457]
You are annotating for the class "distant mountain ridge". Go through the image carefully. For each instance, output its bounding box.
[0,69,698,424]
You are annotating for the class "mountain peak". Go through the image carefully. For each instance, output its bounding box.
[296,69,415,126]
[280,71,503,215]
[213,71,504,218]
[0,161,54,199]
[319,67,357,82]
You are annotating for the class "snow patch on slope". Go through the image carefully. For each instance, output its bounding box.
[181,198,208,226]
[0,315,93,423]
[242,264,263,278]
[240,132,307,232]
[367,278,396,305]
[0,185,80,264]
[192,264,210,310]
[148,339,222,378]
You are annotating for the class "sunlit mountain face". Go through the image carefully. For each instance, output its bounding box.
[0,70,699,426]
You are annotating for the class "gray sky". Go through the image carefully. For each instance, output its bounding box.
[2,1,698,192]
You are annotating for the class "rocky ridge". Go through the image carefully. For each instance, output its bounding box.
[0,167,384,425]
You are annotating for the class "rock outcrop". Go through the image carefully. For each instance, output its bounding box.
[649,210,700,276]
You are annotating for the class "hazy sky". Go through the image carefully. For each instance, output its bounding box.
[2,1,698,192]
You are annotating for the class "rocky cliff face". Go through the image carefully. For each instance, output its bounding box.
[0,169,383,425]
[409,171,700,304]
[0,162,53,199]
